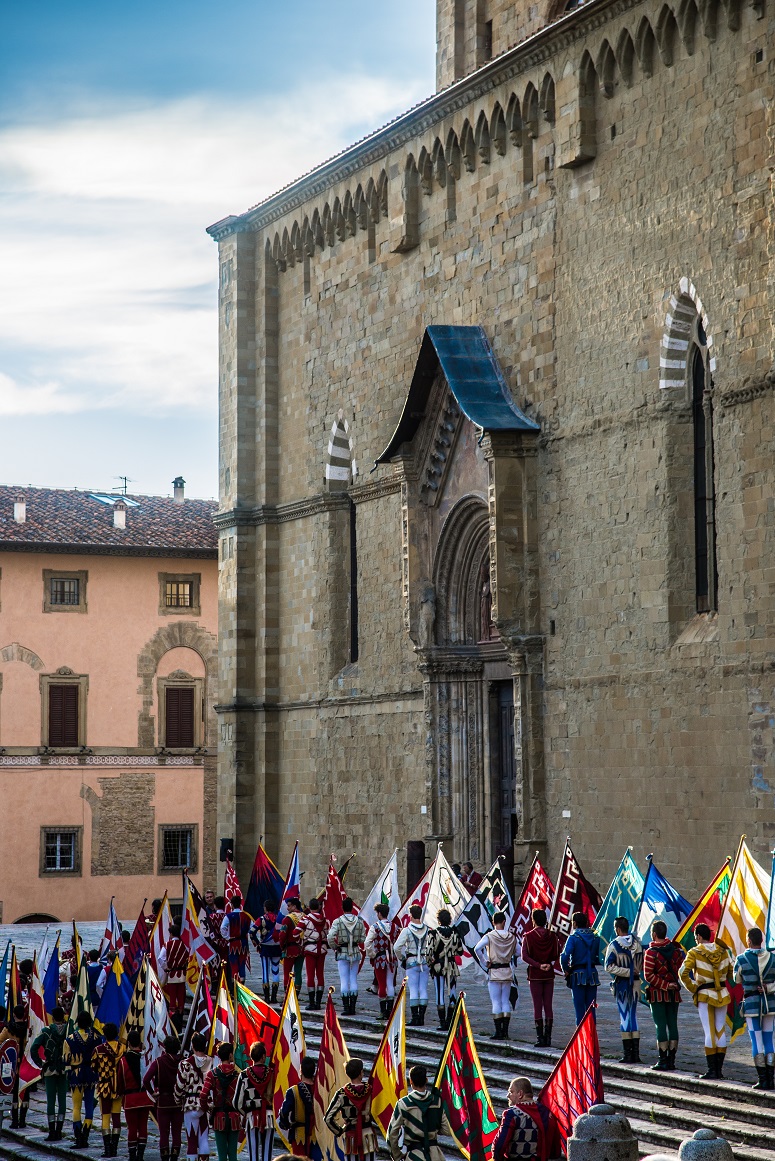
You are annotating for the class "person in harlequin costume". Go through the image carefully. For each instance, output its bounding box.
[734,925,775,1090]
[117,1029,154,1161]
[219,894,253,984]
[299,898,329,1011]
[387,1064,450,1161]
[278,899,306,995]
[605,915,645,1064]
[0,1012,20,1139]
[426,909,464,1031]
[393,906,431,1027]
[158,925,190,1033]
[173,1031,213,1161]
[678,922,735,1079]
[323,1057,378,1161]
[249,900,282,1004]
[234,1040,276,1161]
[277,1055,316,1158]
[200,1042,242,1161]
[64,1009,102,1148]
[94,1021,124,1157]
[7,1004,29,1128]
[143,1033,184,1161]
[30,1004,69,1141]
[492,1076,561,1161]
[363,903,396,1021]
[643,919,685,1073]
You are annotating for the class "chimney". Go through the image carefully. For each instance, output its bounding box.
[172,476,185,503]
[13,495,26,524]
[113,499,127,530]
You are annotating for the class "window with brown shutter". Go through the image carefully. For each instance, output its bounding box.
[165,686,195,748]
[48,684,79,746]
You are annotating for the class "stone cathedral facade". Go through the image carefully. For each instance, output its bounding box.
[209,0,775,899]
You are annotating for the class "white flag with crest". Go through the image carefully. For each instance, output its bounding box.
[360,850,400,928]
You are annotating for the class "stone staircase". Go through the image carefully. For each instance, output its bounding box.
[300,1007,775,1160]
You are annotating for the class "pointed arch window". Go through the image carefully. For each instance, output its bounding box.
[690,322,717,613]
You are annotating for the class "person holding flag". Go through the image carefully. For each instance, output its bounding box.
[117,1029,154,1161]
[643,919,685,1072]
[234,1039,276,1161]
[94,1021,124,1157]
[560,913,602,1027]
[277,1055,316,1157]
[734,926,775,1090]
[329,898,368,1016]
[324,1057,378,1161]
[394,906,431,1028]
[605,916,644,1064]
[278,899,306,996]
[173,1032,213,1161]
[520,909,561,1048]
[299,898,329,1012]
[387,1064,449,1161]
[492,1077,560,1161]
[200,1043,242,1161]
[426,909,464,1031]
[64,1009,102,1148]
[7,1004,29,1129]
[250,899,283,1005]
[143,1033,184,1161]
[474,911,519,1041]
[220,895,253,984]
[678,922,735,1079]
[158,925,190,1034]
[364,903,397,1021]
[30,1004,68,1141]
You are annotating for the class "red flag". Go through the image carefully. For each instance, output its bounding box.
[224,859,243,913]
[125,904,150,979]
[548,841,602,941]
[512,855,555,944]
[322,861,347,923]
[312,993,351,1159]
[181,879,217,966]
[539,1005,604,1152]
[181,970,214,1052]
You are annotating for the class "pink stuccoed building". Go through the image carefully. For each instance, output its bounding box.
[0,480,218,923]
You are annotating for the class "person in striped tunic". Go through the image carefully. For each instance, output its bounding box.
[387,1064,450,1161]
[604,916,644,1064]
[734,926,775,1090]
[678,923,735,1079]
[323,1058,377,1161]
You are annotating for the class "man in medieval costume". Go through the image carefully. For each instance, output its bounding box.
[492,1077,561,1161]
[474,911,518,1041]
[324,1057,377,1161]
[328,899,367,1016]
[734,925,775,1090]
[426,909,464,1030]
[387,1064,450,1161]
[363,903,397,1021]
[605,916,644,1064]
[394,905,431,1027]
[678,922,735,1080]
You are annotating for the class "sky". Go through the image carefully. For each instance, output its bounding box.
[0,2,436,499]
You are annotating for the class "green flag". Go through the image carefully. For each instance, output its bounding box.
[593,849,645,945]
[435,995,498,1161]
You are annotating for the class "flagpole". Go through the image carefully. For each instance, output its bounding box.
[716,834,745,935]
[635,853,654,934]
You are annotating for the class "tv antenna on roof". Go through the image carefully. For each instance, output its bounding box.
[113,476,134,496]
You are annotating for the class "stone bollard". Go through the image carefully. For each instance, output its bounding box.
[566,1103,639,1161]
[677,1129,735,1161]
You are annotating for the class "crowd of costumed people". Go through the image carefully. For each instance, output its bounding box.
[0,834,772,1161]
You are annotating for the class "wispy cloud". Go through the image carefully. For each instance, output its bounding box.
[0,76,427,420]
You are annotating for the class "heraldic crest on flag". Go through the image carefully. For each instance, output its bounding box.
[370,981,407,1139]
[273,977,306,1150]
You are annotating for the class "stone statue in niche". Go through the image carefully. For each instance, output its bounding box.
[479,557,497,642]
[418,583,436,647]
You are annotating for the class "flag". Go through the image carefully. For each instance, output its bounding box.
[676,859,732,951]
[272,978,306,1149]
[95,956,134,1032]
[235,981,280,1065]
[635,857,693,942]
[593,849,645,946]
[182,878,217,966]
[279,842,302,920]
[511,854,555,945]
[394,846,468,929]
[7,948,20,1014]
[539,1004,604,1152]
[394,855,436,929]
[182,969,215,1052]
[100,898,125,964]
[66,957,93,1037]
[43,937,60,1017]
[38,927,51,976]
[124,904,150,980]
[18,956,46,1091]
[454,892,493,978]
[360,850,400,928]
[224,858,243,913]
[149,893,172,974]
[245,842,285,920]
[337,854,356,883]
[124,958,147,1038]
[717,836,770,956]
[0,941,11,1010]
[370,982,407,1139]
[71,920,83,974]
[323,860,348,924]
[209,970,236,1052]
[434,994,499,1161]
[548,841,602,940]
[767,852,775,951]
[311,993,350,1161]
[142,962,173,1081]
[476,858,515,925]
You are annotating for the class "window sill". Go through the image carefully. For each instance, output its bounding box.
[39,869,82,878]
[158,607,202,617]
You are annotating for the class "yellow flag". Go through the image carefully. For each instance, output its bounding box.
[370,982,407,1140]
[717,837,770,956]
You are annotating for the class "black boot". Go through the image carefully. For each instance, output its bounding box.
[263,984,271,1002]
[544,1020,553,1047]
[137,1142,147,1161]
[18,1105,27,1129]
[534,1020,544,1047]
[699,1052,716,1079]
[619,1039,632,1064]
[350,994,358,1015]
[716,1049,726,1079]
[171,1149,180,1161]
[45,1120,56,1142]
[437,1006,448,1030]
[102,1135,112,1157]
[10,1110,17,1130]
[270,983,278,1003]
[652,1047,669,1071]
[305,990,316,1011]
[82,1123,92,1147]
[492,1017,502,1039]
[112,1132,121,1156]
[128,1146,138,1161]
[315,988,323,1010]
[502,1015,511,1041]
[55,1118,65,1141]
[73,1123,84,1149]
[767,1062,775,1090]
[161,1148,171,1161]
[417,1004,427,1026]
[754,1064,769,1089]
[667,1043,678,1071]
[631,1039,641,1064]
[447,1001,456,1028]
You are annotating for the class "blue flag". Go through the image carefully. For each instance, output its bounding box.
[0,942,10,1011]
[245,843,285,920]
[766,851,775,951]
[635,857,692,942]
[593,850,645,945]
[278,841,301,920]
[43,941,60,1017]
[94,958,134,1032]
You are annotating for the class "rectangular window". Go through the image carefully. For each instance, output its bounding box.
[165,686,195,748]
[162,827,193,870]
[48,684,79,746]
[50,577,80,606]
[40,827,82,875]
[165,581,192,608]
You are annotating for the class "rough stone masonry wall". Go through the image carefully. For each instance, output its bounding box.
[216,0,775,898]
